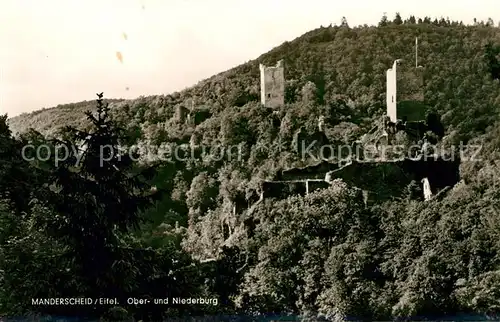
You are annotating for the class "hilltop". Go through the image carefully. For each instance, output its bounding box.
[2,15,500,320]
[9,16,500,142]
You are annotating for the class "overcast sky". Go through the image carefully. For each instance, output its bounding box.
[1,0,499,117]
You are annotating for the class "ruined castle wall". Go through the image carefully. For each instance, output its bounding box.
[397,65,426,121]
[387,61,425,122]
[398,65,424,102]
[307,180,330,194]
[328,162,413,200]
[386,63,397,122]
[260,60,285,108]
[262,181,306,199]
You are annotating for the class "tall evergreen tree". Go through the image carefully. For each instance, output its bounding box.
[379,13,388,27]
[394,12,403,25]
[33,93,158,301]
[0,114,34,212]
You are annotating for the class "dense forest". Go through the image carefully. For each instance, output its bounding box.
[4,14,500,321]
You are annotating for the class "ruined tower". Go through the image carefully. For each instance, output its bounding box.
[175,105,188,123]
[386,39,425,123]
[260,60,285,108]
[386,59,400,123]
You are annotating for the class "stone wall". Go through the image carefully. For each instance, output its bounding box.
[260,60,285,108]
[386,60,425,122]
[398,65,424,102]
[386,60,398,122]
[397,65,426,121]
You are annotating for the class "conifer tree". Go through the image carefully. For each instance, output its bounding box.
[34,93,157,300]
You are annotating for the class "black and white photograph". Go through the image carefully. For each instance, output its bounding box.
[1,0,500,321]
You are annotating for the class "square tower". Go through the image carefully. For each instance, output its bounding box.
[260,60,285,108]
[386,60,425,122]
[386,60,398,123]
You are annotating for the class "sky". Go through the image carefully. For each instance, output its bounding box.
[1,0,499,117]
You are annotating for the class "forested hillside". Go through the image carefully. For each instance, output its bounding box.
[3,14,500,321]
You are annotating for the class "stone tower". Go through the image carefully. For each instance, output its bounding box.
[386,59,425,123]
[175,105,188,123]
[260,60,285,108]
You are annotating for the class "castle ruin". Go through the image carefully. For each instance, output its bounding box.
[256,42,458,205]
[260,60,285,108]
[386,59,425,123]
